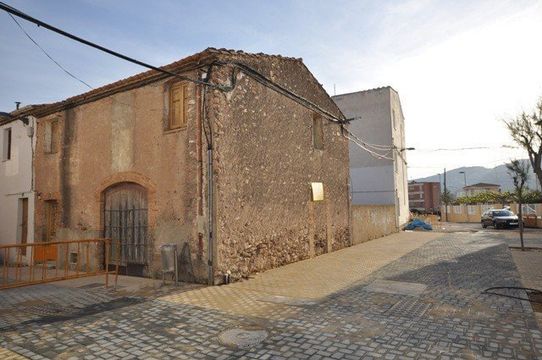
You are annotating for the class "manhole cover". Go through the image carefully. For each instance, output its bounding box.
[218,327,268,349]
[365,279,427,296]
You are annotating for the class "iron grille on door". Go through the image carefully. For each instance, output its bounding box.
[104,183,149,267]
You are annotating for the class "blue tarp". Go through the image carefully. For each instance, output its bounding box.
[404,219,433,231]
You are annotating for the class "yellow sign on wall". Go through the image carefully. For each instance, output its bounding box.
[311,182,324,201]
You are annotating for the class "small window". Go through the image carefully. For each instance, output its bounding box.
[2,127,12,161]
[312,114,324,150]
[169,82,189,129]
[44,120,59,154]
[392,110,396,129]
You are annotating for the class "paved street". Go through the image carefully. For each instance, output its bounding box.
[435,222,542,249]
[1,231,541,359]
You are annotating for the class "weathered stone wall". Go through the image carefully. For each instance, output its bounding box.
[34,71,208,282]
[210,61,350,282]
[351,205,398,245]
[33,50,350,285]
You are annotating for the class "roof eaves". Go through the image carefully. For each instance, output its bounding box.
[29,49,220,118]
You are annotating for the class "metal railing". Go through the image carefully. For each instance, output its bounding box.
[0,238,119,290]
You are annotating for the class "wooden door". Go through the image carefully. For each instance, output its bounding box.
[44,200,58,242]
[36,200,58,262]
[104,183,148,276]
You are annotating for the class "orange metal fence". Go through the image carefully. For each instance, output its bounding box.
[0,238,119,290]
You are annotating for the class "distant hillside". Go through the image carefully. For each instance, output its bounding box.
[414,160,540,194]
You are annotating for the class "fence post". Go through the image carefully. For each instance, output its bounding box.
[114,238,120,290]
[105,238,110,288]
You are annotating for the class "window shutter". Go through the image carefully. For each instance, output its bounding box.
[169,82,189,129]
[182,83,189,127]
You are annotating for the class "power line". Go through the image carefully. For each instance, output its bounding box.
[7,13,93,89]
[1,1,393,160]
[0,1,219,89]
[344,131,394,160]
[415,145,520,152]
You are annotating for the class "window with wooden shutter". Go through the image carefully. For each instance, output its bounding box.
[169,82,189,129]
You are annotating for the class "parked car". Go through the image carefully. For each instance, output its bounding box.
[481,209,519,229]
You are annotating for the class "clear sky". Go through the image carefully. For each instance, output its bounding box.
[1,0,541,179]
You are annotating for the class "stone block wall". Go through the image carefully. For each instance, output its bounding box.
[210,62,350,282]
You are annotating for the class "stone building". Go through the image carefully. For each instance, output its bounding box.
[16,48,350,284]
[332,87,409,227]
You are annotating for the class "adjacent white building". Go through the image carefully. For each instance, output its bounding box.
[0,111,36,261]
[332,87,409,227]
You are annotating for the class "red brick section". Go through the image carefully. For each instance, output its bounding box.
[95,171,158,228]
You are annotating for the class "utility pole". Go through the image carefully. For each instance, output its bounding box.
[444,168,448,222]
[459,171,467,188]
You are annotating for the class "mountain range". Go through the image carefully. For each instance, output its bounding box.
[413,159,540,194]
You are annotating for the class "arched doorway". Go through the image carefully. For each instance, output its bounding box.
[103,182,149,276]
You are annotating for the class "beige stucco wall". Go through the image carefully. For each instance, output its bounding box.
[441,204,530,223]
[351,205,398,245]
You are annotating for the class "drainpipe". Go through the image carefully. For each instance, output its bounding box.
[207,144,214,285]
[201,70,215,285]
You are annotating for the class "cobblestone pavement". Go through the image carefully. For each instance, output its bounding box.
[1,231,541,359]
[511,248,542,328]
[437,222,542,249]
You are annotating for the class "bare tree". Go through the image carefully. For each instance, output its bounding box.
[505,97,542,189]
[506,159,530,250]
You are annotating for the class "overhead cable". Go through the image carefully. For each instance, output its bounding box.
[7,13,93,89]
[0,2,220,89]
[1,1,395,160]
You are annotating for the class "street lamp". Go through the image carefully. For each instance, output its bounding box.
[459,171,467,187]
[400,147,415,152]
[459,171,467,196]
